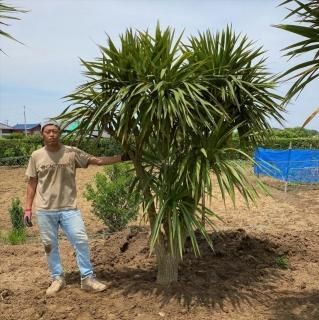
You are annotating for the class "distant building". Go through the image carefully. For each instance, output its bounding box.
[12,123,41,135]
[0,122,15,137]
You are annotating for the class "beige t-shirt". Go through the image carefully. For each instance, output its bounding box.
[25,145,92,211]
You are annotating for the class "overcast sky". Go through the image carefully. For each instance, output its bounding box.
[0,0,317,129]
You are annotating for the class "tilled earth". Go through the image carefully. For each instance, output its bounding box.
[0,166,319,320]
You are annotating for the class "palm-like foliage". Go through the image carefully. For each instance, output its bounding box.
[57,25,284,284]
[275,0,319,99]
[0,0,26,53]
[184,27,285,147]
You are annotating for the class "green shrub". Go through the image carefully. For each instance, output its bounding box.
[7,198,26,245]
[84,163,140,232]
[9,198,25,231]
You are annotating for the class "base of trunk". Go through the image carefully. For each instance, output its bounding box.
[156,251,179,285]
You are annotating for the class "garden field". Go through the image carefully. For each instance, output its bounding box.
[0,166,319,320]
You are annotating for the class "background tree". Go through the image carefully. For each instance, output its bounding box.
[57,25,284,285]
[275,0,319,126]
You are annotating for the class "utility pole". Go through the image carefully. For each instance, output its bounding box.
[23,105,27,136]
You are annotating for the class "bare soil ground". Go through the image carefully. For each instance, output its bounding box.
[0,166,319,320]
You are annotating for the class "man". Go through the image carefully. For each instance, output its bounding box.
[25,120,129,296]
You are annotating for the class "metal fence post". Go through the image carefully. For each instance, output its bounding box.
[284,142,292,193]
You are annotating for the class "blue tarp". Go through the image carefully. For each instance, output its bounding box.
[254,147,319,183]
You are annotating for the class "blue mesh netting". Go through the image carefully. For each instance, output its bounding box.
[254,147,319,183]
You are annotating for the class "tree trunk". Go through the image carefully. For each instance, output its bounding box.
[155,239,180,285]
[132,159,181,285]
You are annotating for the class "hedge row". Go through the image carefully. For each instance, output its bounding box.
[228,137,319,160]
[0,139,42,158]
[262,137,319,149]
[230,137,319,151]
[0,136,318,166]
[0,137,122,161]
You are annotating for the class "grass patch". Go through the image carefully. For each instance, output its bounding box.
[7,229,26,245]
[275,256,289,269]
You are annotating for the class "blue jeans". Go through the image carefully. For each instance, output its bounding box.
[37,209,93,280]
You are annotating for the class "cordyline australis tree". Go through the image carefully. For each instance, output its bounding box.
[57,25,284,285]
[275,0,319,126]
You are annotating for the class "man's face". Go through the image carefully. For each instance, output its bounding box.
[42,125,60,146]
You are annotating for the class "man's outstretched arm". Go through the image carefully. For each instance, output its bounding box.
[88,154,124,166]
